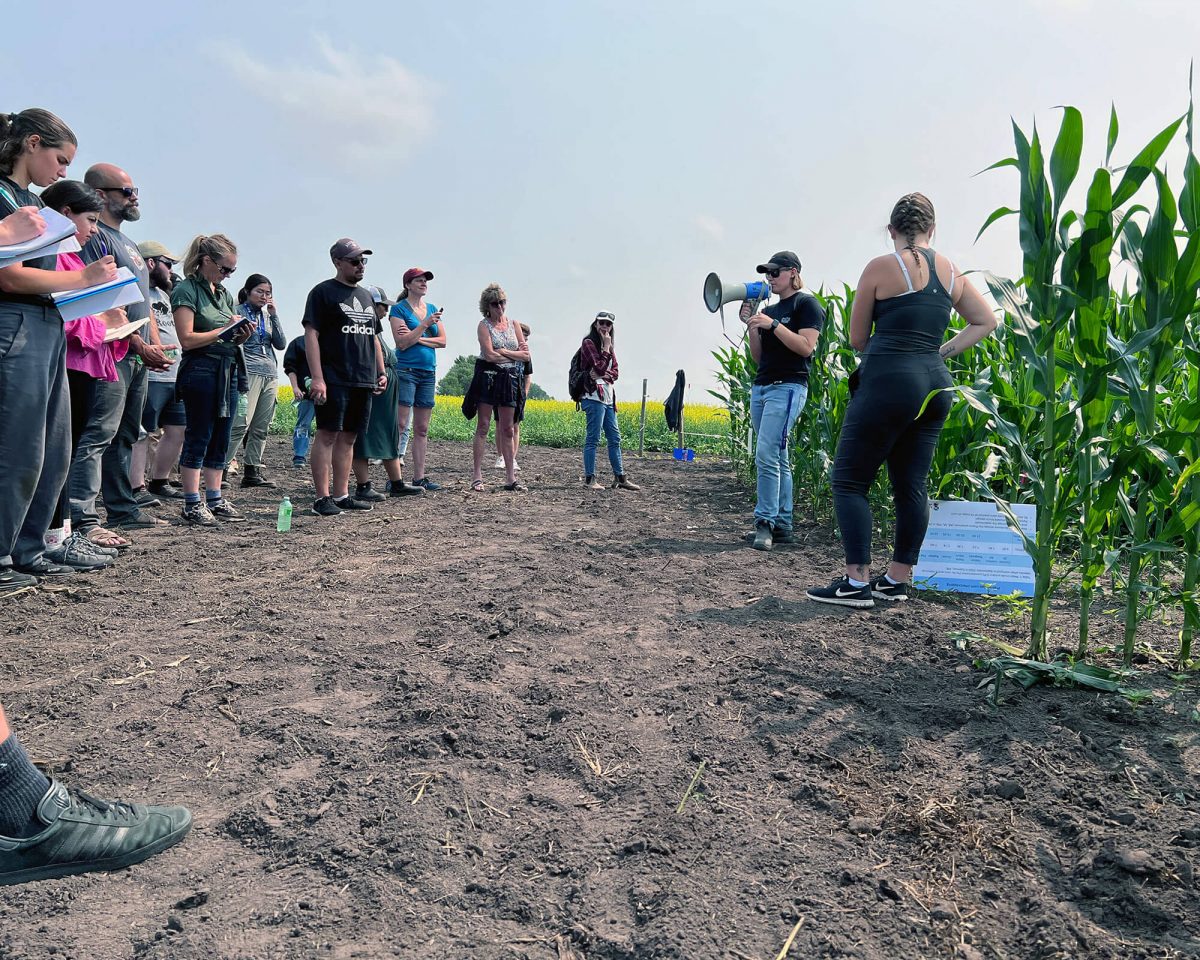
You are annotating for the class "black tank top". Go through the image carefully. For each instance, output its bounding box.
[866,247,953,355]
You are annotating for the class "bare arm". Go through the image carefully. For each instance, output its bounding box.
[392,308,441,350]
[477,321,508,363]
[849,263,877,352]
[940,270,998,358]
[0,256,116,296]
[497,322,530,364]
[174,305,240,349]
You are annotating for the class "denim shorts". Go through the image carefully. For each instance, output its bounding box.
[393,366,436,409]
[142,380,186,431]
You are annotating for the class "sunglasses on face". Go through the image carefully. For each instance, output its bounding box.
[340,257,367,266]
[100,186,139,199]
[489,300,507,308]
[764,267,790,279]
[206,257,235,277]
[596,320,613,328]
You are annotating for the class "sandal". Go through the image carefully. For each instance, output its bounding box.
[86,527,131,551]
[470,479,486,493]
[502,480,527,492]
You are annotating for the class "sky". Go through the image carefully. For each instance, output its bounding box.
[9,0,1200,401]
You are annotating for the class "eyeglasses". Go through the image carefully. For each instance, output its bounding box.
[100,186,139,199]
[340,257,368,266]
[764,267,790,279]
[489,300,507,308]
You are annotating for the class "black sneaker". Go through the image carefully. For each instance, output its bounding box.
[0,567,38,592]
[132,487,161,508]
[0,778,191,885]
[752,520,774,551]
[13,559,74,580]
[208,499,246,523]
[772,526,795,544]
[181,501,218,527]
[312,496,342,517]
[806,577,875,609]
[333,495,373,511]
[412,477,441,492]
[147,479,184,500]
[870,575,910,602]
[387,479,425,497]
[353,482,386,503]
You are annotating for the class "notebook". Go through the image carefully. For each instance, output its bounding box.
[51,268,144,323]
[0,208,82,268]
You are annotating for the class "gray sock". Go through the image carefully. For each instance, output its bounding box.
[0,734,52,838]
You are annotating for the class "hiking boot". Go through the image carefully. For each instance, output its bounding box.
[412,477,441,492]
[773,526,795,544]
[0,779,191,885]
[132,487,161,508]
[752,520,774,551]
[870,575,911,602]
[387,479,425,497]
[0,568,38,593]
[333,495,372,511]
[805,577,875,609]
[45,534,113,571]
[147,479,184,500]
[312,496,342,517]
[208,499,246,522]
[353,482,386,503]
[181,501,218,527]
[583,475,604,490]
[241,465,276,489]
[613,474,640,491]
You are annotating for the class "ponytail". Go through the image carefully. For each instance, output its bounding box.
[181,233,237,278]
[0,109,77,177]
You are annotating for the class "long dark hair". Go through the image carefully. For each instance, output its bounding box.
[584,315,615,352]
[39,179,102,215]
[237,273,272,305]
[0,109,77,177]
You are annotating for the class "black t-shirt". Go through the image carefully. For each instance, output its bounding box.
[0,175,54,306]
[754,291,825,385]
[82,222,150,322]
[301,279,381,389]
[282,335,311,387]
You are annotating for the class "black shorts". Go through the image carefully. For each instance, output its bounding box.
[315,383,372,433]
[142,380,186,431]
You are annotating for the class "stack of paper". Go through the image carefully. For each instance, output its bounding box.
[52,268,144,323]
[0,208,82,269]
[102,315,150,344]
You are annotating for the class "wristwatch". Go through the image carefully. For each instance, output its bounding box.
[770,318,781,331]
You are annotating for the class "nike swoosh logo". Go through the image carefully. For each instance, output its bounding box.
[835,588,862,597]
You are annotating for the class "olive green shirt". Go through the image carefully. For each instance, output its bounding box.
[171,274,240,358]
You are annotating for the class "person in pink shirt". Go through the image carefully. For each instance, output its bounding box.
[38,180,132,568]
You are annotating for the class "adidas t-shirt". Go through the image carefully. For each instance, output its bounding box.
[301,279,382,389]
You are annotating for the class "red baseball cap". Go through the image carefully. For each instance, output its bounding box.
[403,267,434,285]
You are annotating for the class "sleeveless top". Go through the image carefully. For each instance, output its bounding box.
[866,247,955,356]
[482,318,520,370]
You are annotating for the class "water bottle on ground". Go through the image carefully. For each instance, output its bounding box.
[276,496,292,532]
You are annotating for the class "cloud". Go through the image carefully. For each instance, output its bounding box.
[694,215,724,241]
[220,36,436,171]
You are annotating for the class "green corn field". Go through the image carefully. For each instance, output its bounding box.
[712,91,1200,670]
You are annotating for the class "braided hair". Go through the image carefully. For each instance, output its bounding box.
[889,193,936,273]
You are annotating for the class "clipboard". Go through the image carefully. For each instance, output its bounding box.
[0,208,82,268]
[51,268,144,323]
[216,316,253,342]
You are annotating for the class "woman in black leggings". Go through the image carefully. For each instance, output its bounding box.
[807,193,996,608]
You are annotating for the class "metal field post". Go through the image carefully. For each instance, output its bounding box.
[638,378,647,457]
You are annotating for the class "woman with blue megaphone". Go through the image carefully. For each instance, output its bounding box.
[741,250,825,551]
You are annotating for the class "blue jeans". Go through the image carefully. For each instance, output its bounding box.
[177,355,237,471]
[750,381,808,531]
[582,399,623,477]
[293,398,315,463]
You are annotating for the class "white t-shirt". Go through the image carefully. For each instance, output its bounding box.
[148,283,180,384]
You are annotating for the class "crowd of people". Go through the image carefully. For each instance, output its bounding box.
[0,103,992,888]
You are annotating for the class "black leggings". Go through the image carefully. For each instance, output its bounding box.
[831,355,952,567]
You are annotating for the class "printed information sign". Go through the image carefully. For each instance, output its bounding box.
[912,499,1036,595]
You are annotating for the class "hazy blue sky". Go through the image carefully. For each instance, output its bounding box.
[10,0,1200,400]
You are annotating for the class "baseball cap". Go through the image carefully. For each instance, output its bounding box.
[755,250,802,274]
[330,238,373,261]
[367,285,395,306]
[402,267,434,285]
[594,310,616,323]
[137,240,179,262]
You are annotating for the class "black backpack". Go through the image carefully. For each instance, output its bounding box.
[568,347,590,403]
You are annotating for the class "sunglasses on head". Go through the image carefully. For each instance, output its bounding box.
[595,312,615,322]
[100,186,138,199]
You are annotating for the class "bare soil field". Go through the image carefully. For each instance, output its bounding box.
[1,439,1197,960]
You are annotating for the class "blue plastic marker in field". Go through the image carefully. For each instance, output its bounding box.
[673,448,695,461]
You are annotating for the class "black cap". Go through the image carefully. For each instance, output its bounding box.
[756,250,802,274]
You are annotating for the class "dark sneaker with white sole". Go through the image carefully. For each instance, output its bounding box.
[870,575,910,601]
[181,501,218,527]
[806,577,875,609]
[45,535,113,571]
[333,495,372,511]
[0,568,38,592]
[0,779,192,885]
[208,499,246,523]
[312,496,342,516]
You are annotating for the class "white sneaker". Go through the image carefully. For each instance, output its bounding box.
[513,460,521,472]
[494,456,506,469]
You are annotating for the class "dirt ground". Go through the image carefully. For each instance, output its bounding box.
[1,438,1197,960]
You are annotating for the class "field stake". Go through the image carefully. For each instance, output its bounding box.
[638,378,647,457]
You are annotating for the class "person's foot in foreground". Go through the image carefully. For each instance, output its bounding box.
[0,709,191,885]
